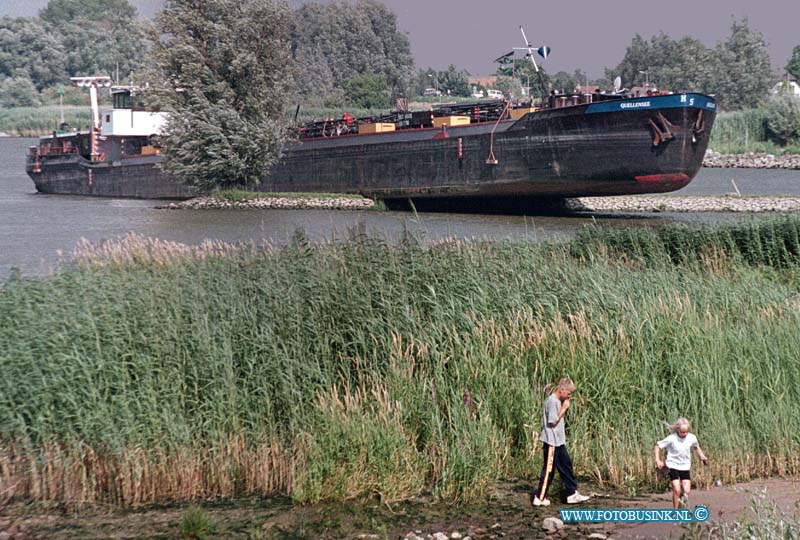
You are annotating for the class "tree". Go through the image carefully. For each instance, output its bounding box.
[0,16,66,90]
[435,65,468,97]
[39,0,145,83]
[0,75,41,107]
[765,95,800,146]
[549,70,590,94]
[607,32,711,93]
[494,57,550,99]
[146,0,294,190]
[494,76,521,98]
[39,0,138,23]
[709,19,774,110]
[343,73,389,108]
[786,45,800,81]
[291,0,414,104]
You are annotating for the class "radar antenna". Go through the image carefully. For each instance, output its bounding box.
[516,26,539,72]
[510,27,550,101]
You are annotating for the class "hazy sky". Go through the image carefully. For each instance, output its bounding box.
[3,0,799,79]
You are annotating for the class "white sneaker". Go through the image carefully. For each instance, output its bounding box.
[532,496,551,507]
[567,492,591,504]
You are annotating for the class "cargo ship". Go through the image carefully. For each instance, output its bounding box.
[26,79,717,210]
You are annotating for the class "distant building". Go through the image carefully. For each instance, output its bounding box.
[468,76,498,87]
[771,79,800,96]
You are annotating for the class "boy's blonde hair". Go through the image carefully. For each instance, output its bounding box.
[556,377,577,393]
[669,417,691,433]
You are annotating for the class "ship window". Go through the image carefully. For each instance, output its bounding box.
[106,114,110,123]
[113,92,133,109]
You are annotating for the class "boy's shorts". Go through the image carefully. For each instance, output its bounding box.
[668,468,690,481]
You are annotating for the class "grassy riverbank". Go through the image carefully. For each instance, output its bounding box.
[0,106,93,136]
[710,109,800,155]
[2,218,800,507]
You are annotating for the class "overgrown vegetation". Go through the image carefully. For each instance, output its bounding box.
[766,95,800,146]
[714,491,800,539]
[710,107,800,154]
[179,506,219,540]
[2,218,800,507]
[145,0,294,191]
[0,105,91,136]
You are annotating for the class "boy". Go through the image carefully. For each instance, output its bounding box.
[532,377,591,506]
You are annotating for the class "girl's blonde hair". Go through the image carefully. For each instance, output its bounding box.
[669,417,691,433]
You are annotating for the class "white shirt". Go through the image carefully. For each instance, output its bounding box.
[657,433,698,471]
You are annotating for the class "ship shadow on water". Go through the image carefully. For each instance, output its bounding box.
[382,195,662,219]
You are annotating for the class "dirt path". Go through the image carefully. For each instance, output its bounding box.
[1,477,798,539]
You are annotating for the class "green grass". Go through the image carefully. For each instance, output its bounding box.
[2,217,800,506]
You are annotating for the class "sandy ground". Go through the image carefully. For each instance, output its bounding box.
[598,477,800,539]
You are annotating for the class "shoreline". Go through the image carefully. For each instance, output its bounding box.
[4,476,798,540]
[702,150,800,169]
[163,193,800,214]
[567,195,800,213]
[160,194,376,211]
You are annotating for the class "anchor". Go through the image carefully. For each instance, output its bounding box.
[692,110,705,144]
[648,112,678,146]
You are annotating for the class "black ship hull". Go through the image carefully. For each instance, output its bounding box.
[27,93,716,207]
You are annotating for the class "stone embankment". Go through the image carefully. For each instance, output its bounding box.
[566,195,800,213]
[703,150,800,169]
[162,195,375,211]
[165,194,800,214]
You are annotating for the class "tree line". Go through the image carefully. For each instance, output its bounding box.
[0,0,415,110]
[3,2,799,111]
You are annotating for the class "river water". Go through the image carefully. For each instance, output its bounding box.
[3,137,800,279]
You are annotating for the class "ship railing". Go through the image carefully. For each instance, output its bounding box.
[37,144,81,157]
[299,100,514,141]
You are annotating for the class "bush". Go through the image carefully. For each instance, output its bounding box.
[179,506,218,540]
[765,95,800,146]
[0,76,41,108]
[343,73,390,109]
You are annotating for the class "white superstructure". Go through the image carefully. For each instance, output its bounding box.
[100,86,167,137]
[100,109,166,137]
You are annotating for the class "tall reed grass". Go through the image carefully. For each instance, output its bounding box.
[1,219,800,507]
[0,106,93,136]
[708,108,800,154]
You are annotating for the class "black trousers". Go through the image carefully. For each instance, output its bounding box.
[535,443,577,499]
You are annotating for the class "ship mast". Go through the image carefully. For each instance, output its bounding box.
[71,76,112,129]
[70,76,112,161]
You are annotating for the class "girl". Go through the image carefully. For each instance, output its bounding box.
[654,417,708,509]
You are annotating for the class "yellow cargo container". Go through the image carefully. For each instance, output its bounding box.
[432,116,471,128]
[358,123,396,134]
[510,107,537,120]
